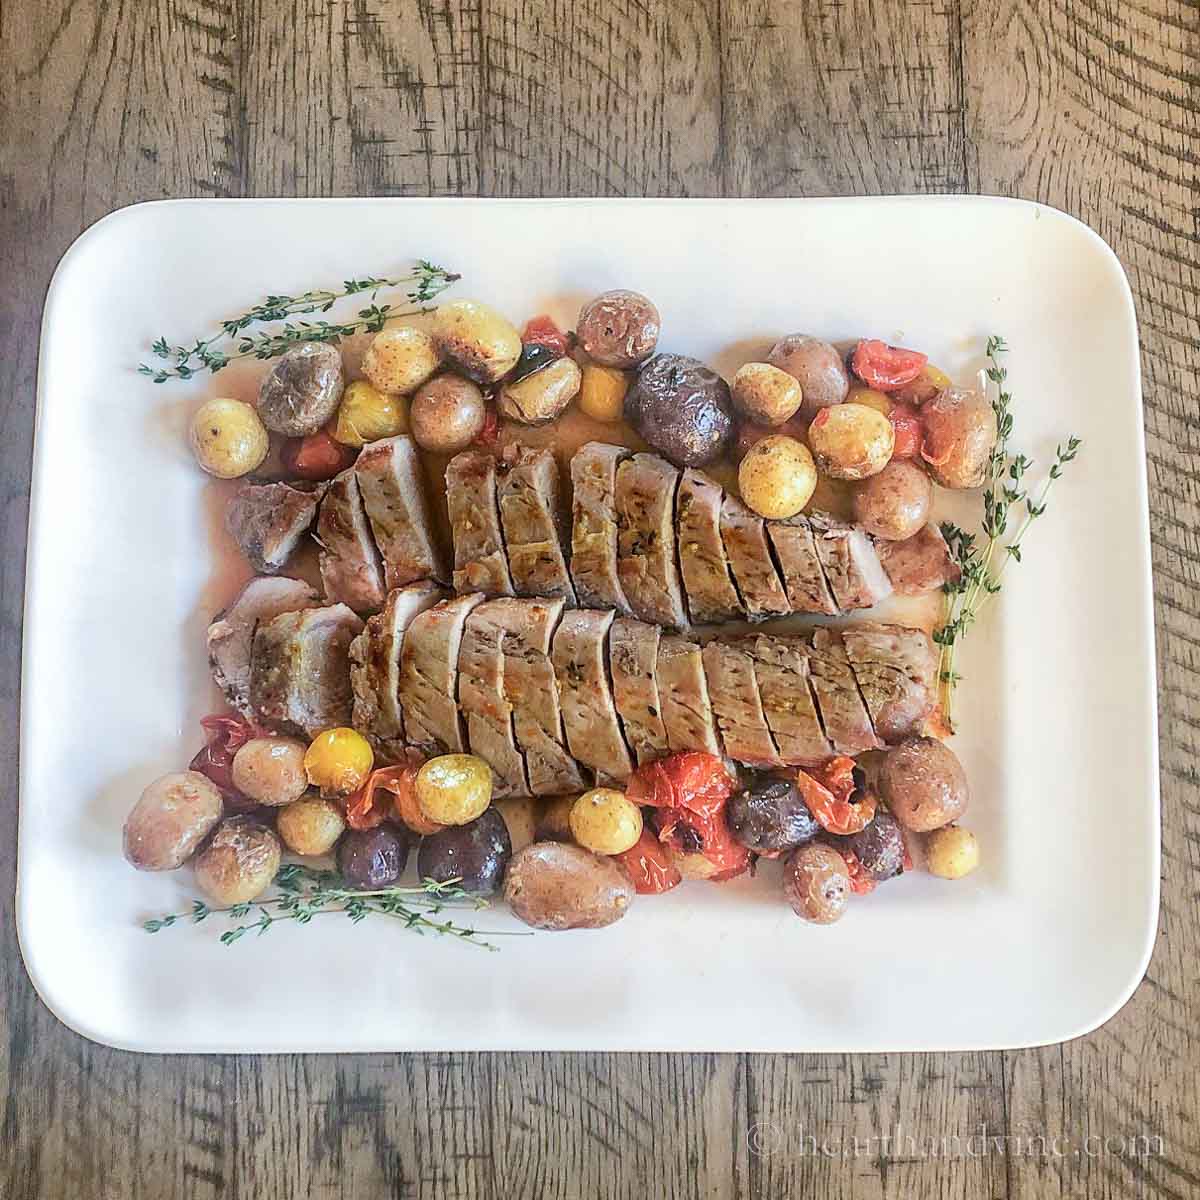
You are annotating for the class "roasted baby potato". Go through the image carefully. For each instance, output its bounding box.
[766,334,849,418]
[727,776,820,853]
[417,807,512,896]
[275,796,346,857]
[504,842,635,930]
[920,387,998,488]
[415,754,493,825]
[576,289,660,368]
[784,842,850,924]
[737,434,818,519]
[731,362,803,426]
[924,824,980,879]
[495,796,539,854]
[625,353,735,467]
[189,398,269,479]
[498,356,582,425]
[568,788,643,856]
[337,825,412,890]
[257,342,345,436]
[410,372,486,452]
[807,402,895,480]
[193,817,282,906]
[851,459,932,540]
[123,770,224,871]
[432,299,522,384]
[360,326,440,396]
[840,808,905,880]
[332,380,409,447]
[231,736,309,806]
[877,737,968,832]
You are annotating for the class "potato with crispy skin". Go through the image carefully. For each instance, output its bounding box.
[504,842,635,929]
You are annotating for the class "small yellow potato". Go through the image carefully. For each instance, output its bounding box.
[732,362,803,426]
[807,402,895,481]
[409,373,486,452]
[568,788,644,856]
[924,825,980,879]
[332,380,409,447]
[360,326,440,395]
[845,385,892,415]
[189,398,268,478]
[276,796,347,857]
[123,771,223,871]
[432,299,521,384]
[495,796,539,855]
[415,754,493,826]
[303,727,375,796]
[193,817,281,906]
[577,363,630,422]
[231,737,309,806]
[498,357,582,424]
[737,434,818,519]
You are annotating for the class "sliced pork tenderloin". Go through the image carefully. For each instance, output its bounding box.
[677,469,744,625]
[349,582,445,763]
[445,449,515,598]
[551,608,633,784]
[250,603,364,737]
[808,513,892,611]
[570,442,632,613]
[497,446,576,602]
[656,635,722,756]
[316,468,387,614]
[608,617,669,766]
[744,634,833,765]
[805,627,882,756]
[207,576,321,717]
[398,593,485,755]
[876,522,962,595]
[701,640,780,766]
[615,453,688,630]
[479,597,585,796]
[766,514,840,615]
[225,480,325,574]
[457,602,530,798]
[720,495,791,620]
[841,623,940,743]
[356,434,449,588]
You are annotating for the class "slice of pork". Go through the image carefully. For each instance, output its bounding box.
[570,442,632,613]
[398,593,484,755]
[608,617,669,766]
[656,635,722,756]
[225,480,324,574]
[766,515,840,615]
[615,453,688,630]
[349,582,445,762]
[841,623,940,743]
[457,605,529,798]
[479,597,584,796]
[250,604,364,738]
[720,495,791,621]
[356,435,449,588]
[808,513,893,611]
[701,640,780,766]
[207,576,321,717]
[677,469,744,625]
[497,446,575,601]
[876,522,962,595]
[805,627,882,756]
[744,634,833,765]
[445,449,515,597]
[317,468,387,614]
[551,608,633,784]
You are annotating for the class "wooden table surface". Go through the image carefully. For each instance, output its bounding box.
[2,2,1196,1197]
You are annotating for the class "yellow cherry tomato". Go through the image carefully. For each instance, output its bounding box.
[577,363,629,422]
[845,385,892,416]
[415,754,493,825]
[303,727,375,796]
[568,789,643,855]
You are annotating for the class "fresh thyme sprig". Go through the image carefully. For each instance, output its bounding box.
[137,260,459,382]
[143,863,517,950]
[933,337,1081,726]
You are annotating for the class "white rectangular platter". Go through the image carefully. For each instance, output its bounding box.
[19,197,1158,1052]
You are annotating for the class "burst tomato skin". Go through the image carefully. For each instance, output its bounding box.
[887,402,923,458]
[615,828,682,894]
[282,429,357,480]
[521,315,571,357]
[794,757,877,836]
[189,713,259,809]
[472,403,500,449]
[851,339,929,392]
[841,848,877,895]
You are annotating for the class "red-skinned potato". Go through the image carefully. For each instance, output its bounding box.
[920,387,997,488]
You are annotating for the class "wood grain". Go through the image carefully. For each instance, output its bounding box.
[1,0,1197,1197]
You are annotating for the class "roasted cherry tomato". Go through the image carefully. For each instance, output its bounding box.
[189,713,260,808]
[652,805,750,879]
[520,314,571,357]
[850,339,929,393]
[281,428,357,481]
[343,762,439,833]
[841,847,877,895]
[472,402,501,449]
[615,827,683,894]
[887,402,923,459]
[627,751,734,819]
[794,757,877,836]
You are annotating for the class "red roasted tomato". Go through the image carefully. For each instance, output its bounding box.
[887,402,923,459]
[521,314,571,357]
[615,828,682,894]
[281,429,357,480]
[851,339,929,393]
